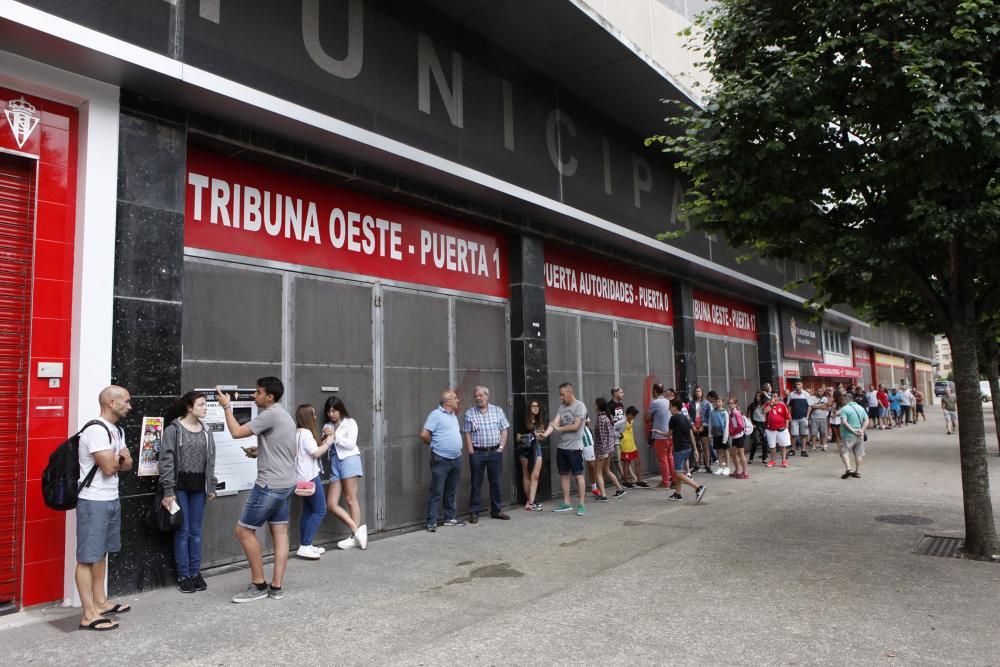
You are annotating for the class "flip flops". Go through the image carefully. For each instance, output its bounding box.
[80,617,118,631]
[99,603,131,615]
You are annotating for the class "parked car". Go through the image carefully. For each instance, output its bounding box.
[980,380,992,403]
[934,380,955,397]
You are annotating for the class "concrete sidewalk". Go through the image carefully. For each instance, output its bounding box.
[3,411,998,666]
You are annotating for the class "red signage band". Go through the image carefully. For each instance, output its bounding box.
[184,149,509,298]
[811,363,863,379]
[543,245,672,326]
[692,290,757,341]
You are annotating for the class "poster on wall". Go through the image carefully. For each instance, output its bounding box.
[136,416,163,477]
[198,388,259,496]
[779,309,823,361]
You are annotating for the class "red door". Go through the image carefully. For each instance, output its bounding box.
[0,153,35,610]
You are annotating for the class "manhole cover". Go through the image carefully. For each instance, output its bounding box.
[875,514,933,525]
[913,535,963,558]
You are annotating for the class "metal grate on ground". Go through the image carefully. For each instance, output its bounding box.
[912,535,963,558]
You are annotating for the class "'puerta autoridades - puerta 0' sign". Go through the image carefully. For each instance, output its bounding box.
[184,149,508,297]
[543,245,672,326]
[692,290,757,341]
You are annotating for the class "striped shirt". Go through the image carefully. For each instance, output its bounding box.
[462,404,510,448]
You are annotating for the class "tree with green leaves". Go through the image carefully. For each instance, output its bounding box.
[651,0,1000,559]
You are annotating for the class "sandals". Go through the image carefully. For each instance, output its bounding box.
[80,617,118,631]
[99,603,131,615]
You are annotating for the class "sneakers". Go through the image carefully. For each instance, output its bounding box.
[850,471,861,478]
[614,488,627,498]
[441,518,466,527]
[841,470,853,479]
[552,502,573,512]
[711,466,723,475]
[296,545,322,559]
[337,536,359,550]
[576,504,586,516]
[635,481,651,488]
[690,465,700,474]
[800,450,810,458]
[177,577,196,594]
[781,461,789,468]
[529,502,543,511]
[267,585,284,600]
[232,583,268,604]
[192,573,207,591]
[668,493,683,501]
[789,450,796,456]
[426,524,437,532]
[695,485,707,503]
[720,467,730,476]
[356,525,368,550]
[591,487,601,497]
[595,494,609,502]
[766,460,776,468]
[623,481,635,488]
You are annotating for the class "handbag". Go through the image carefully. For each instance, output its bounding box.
[295,480,316,496]
[146,436,183,532]
[146,486,183,532]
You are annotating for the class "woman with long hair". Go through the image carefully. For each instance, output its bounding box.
[323,396,368,550]
[159,391,217,593]
[294,404,331,560]
[593,397,626,500]
[518,400,546,511]
[727,397,749,479]
[688,385,712,473]
[747,390,768,465]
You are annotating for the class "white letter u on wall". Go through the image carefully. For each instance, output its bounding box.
[302,0,364,79]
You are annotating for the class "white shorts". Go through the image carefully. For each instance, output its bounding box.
[765,429,791,449]
[943,410,958,426]
[789,418,809,436]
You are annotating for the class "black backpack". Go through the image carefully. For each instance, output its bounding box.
[42,420,116,511]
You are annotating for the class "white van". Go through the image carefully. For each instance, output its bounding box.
[981,380,992,403]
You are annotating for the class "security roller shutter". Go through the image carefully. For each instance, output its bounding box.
[0,153,34,608]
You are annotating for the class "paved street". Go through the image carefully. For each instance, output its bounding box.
[3,410,998,666]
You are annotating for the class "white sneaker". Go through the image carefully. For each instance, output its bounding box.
[356,525,368,550]
[314,546,326,554]
[337,536,359,550]
[711,465,722,475]
[296,545,321,560]
[721,467,731,476]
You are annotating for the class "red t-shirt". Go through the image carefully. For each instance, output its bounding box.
[877,390,889,408]
[765,402,791,430]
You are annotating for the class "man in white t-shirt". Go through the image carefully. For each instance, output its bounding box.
[898,384,915,424]
[75,385,132,632]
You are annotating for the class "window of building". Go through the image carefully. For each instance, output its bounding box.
[823,328,849,356]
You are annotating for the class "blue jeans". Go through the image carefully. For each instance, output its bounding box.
[469,449,502,515]
[299,475,326,546]
[426,452,462,526]
[174,489,206,578]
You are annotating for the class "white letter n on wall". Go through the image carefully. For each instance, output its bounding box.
[302,0,364,79]
[417,32,464,128]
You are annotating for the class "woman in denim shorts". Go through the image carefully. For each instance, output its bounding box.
[518,400,546,511]
[323,396,368,550]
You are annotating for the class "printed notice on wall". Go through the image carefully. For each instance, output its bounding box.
[137,416,163,477]
[200,391,259,496]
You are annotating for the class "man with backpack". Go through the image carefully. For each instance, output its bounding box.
[75,385,133,631]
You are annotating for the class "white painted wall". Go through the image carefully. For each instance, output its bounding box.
[575,0,714,101]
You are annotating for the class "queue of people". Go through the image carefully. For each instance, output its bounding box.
[74,374,918,630]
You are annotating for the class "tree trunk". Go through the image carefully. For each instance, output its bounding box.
[947,316,1000,560]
